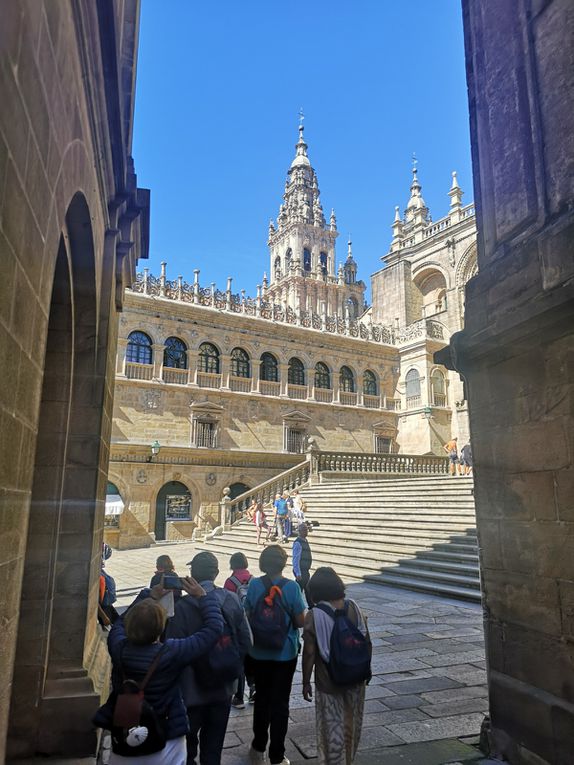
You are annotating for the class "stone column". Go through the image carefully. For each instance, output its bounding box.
[279,362,289,397]
[220,353,231,390]
[152,343,164,380]
[116,337,128,375]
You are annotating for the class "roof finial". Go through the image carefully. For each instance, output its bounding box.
[347,235,353,260]
[298,107,305,141]
[412,152,418,172]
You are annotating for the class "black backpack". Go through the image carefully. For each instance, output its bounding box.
[194,595,243,687]
[248,575,290,650]
[315,601,372,686]
[111,645,168,757]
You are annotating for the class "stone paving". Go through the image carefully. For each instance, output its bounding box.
[106,541,496,765]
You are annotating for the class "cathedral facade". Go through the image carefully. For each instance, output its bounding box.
[107,125,477,548]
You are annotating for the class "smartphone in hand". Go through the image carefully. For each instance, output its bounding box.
[163,575,183,589]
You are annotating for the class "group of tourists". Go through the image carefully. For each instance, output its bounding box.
[95,540,372,765]
[443,436,473,476]
[249,489,312,546]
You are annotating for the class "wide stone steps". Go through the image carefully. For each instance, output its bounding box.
[201,475,480,602]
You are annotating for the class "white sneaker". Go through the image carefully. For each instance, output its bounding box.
[249,746,267,762]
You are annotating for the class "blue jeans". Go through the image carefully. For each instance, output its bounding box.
[186,701,231,765]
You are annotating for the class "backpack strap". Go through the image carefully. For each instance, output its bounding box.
[139,644,168,691]
[229,574,242,589]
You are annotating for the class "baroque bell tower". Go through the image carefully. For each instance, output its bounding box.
[265,116,365,318]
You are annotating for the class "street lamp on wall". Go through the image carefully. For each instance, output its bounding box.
[147,440,161,462]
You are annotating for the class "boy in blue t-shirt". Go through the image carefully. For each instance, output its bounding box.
[245,545,306,765]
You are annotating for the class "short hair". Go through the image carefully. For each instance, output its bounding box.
[190,551,219,582]
[309,567,345,603]
[230,552,248,570]
[259,545,287,576]
[156,554,174,571]
[124,598,167,645]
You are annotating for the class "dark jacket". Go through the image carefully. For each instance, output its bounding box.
[165,581,252,707]
[93,589,223,739]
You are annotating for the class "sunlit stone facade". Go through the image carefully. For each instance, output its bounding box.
[108,127,477,548]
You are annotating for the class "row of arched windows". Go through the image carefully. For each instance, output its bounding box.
[126,332,380,395]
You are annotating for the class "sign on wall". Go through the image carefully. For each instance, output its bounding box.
[165,494,192,521]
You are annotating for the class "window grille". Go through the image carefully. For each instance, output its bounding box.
[164,336,187,369]
[198,342,220,373]
[363,369,378,396]
[231,347,250,378]
[288,357,305,386]
[196,420,217,448]
[315,362,331,389]
[340,366,355,393]
[126,331,152,364]
[260,352,279,382]
[374,435,392,454]
[285,427,305,454]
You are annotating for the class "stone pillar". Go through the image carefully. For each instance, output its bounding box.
[220,487,231,530]
[221,353,231,390]
[252,359,261,393]
[152,343,164,380]
[279,362,289,397]
[116,337,128,375]
[435,3,574,763]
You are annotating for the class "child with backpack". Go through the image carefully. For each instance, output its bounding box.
[224,552,255,707]
[244,545,306,765]
[302,567,371,765]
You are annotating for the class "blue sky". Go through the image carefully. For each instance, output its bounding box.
[133,1,472,299]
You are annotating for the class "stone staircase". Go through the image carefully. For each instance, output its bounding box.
[198,475,480,602]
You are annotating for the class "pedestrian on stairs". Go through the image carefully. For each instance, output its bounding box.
[443,436,459,476]
[273,492,290,543]
[292,523,313,606]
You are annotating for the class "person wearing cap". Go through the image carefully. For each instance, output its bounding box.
[244,545,306,765]
[292,523,313,606]
[166,551,252,765]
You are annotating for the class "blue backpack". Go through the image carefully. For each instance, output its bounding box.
[249,575,290,650]
[194,595,243,687]
[315,601,372,686]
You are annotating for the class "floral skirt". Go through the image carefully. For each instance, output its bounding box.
[315,684,365,765]
[109,735,186,765]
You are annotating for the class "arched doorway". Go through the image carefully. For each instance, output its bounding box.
[155,481,192,540]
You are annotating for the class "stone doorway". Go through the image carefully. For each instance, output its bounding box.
[155,481,192,540]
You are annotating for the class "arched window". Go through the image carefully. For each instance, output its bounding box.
[288,357,305,386]
[303,248,312,272]
[198,342,220,374]
[363,369,378,396]
[163,336,187,369]
[126,331,152,364]
[431,369,446,407]
[320,251,328,276]
[348,296,359,319]
[274,255,282,280]
[230,347,250,378]
[260,352,279,382]
[340,366,355,393]
[314,362,331,389]
[405,369,422,408]
[285,248,292,272]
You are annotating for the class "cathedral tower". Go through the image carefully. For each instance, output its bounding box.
[266,119,365,318]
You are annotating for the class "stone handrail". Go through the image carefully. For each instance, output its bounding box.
[220,458,311,528]
[317,451,449,476]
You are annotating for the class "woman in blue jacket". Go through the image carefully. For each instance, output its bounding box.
[94,576,223,764]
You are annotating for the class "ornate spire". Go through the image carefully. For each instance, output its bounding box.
[404,157,430,226]
[291,111,310,169]
[449,170,464,208]
[330,208,337,231]
[347,235,353,260]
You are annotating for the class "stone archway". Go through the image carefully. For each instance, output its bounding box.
[8,194,103,757]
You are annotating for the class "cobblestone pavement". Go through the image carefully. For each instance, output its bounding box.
[106,542,496,765]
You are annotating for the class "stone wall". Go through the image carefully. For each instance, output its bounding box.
[0,1,148,758]
[440,1,574,762]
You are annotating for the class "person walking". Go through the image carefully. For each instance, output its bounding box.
[273,492,290,543]
[460,441,473,475]
[254,501,272,545]
[93,576,223,764]
[292,523,313,606]
[245,545,306,765]
[443,436,459,476]
[302,567,371,765]
[166,552,252,765]
[224,552,255,708]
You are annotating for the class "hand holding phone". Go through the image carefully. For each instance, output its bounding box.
[163,575,183,590]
